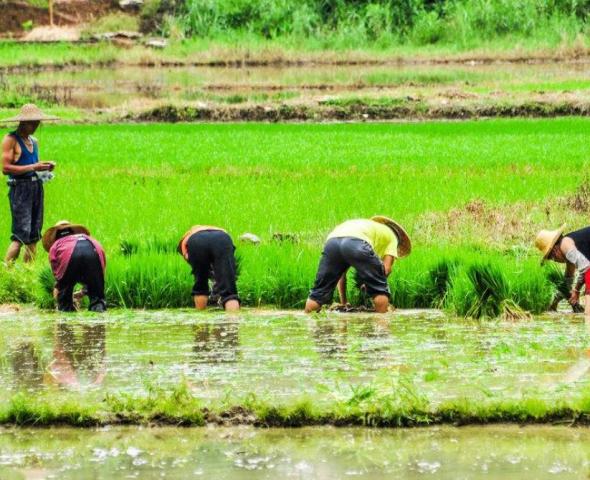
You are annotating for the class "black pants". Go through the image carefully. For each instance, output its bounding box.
[186,230,239,306]
[8,178,44,244]
[56,239,106,312]
[309,237,390,305]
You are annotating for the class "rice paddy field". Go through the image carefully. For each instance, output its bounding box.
[3,60,590,121]
[0,118,587,314]
[4,51,590,477]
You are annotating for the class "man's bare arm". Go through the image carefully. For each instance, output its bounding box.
[383,255,395,277]
[2,136,51,176]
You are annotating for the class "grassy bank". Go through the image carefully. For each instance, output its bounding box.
[0,119,587,315]
[0,36,589,72]
[4,381,590,427]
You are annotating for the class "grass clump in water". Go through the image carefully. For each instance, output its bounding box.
[452,262,531,320]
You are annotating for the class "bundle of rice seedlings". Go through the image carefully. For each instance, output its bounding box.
[413,259,458,309]
[546,266,570,299]
[465,263,531,320]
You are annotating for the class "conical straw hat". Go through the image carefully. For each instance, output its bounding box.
[0,104,60,123]
[371,215,412,258]
[42,220,90,252]
[534,223,566,264]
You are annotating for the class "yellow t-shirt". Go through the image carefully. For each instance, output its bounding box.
[327,219,398,258]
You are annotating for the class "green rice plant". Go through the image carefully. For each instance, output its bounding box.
[0,264,39,304]
[506,264,553,314]
[452,262,531,320]
[106,253,193,309]
[412,258,459,308]
[546,265,570,299]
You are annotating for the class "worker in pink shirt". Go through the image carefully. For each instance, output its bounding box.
[42,220,106,312]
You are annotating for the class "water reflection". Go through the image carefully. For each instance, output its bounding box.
[10,342,44,390]
[192,321,239,364]
[562,316,590,383]
[311,317,393,365]
[48,321,106,388]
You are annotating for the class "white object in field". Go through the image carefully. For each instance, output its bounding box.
[239,233,261,244]
[36,171,54,183]
[119,0,143,9]
[146,39,168,49]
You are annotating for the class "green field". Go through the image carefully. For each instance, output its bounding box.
[0,119,588,313]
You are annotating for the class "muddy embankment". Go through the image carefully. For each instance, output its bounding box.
[0,0,112,36]
[132,101,590,123]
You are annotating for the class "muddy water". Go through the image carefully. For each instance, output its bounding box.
[0,310,589,404]
[0,425,589,479]
[3,62,590,109]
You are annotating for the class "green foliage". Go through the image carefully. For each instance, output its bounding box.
[153,0,590,47]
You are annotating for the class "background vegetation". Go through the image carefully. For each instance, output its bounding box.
[141,0,590,50]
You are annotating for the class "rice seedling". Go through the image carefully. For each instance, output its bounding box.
[413,259,458,308]
[453,262,531,320]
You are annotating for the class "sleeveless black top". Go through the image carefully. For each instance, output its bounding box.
[565,227,590,260]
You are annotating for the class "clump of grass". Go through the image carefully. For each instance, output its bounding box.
[4,380,590,427]
[82,13,140,37]
[546,266,570,299]
[453,262,531,320]
[413,259,458,308]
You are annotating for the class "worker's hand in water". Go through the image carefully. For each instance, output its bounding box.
[570,291,580,306]
[572,302,585,313]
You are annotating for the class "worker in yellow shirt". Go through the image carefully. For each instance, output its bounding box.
[304,216,411,314]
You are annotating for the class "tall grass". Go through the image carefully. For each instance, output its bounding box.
[154,0,590,49]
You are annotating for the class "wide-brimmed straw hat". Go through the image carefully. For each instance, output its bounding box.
[371,215,412,258]
[0,104,60,123]
[534,223,566,264]
[42,221,90,252]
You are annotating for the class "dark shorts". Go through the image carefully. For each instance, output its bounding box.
[56,239,106,312]
[186,230,240,306]
[7,177,44,244]
[309,237,390,305]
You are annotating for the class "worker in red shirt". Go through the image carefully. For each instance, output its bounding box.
[42,220,106,312]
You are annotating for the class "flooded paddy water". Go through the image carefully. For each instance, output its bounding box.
[1,309,590,405]
[3,309,590,477]
[1,425,590,479]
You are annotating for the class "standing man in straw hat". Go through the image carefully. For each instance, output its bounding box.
[305,216,412,313]
[42,221,107,312]
[2,104,57,263]
[535,224,590,314]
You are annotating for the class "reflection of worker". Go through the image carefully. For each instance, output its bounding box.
[42,221,107,312]
[178,226,240,312]
[193,322,239,364]
[10,341,44,390]
[311,319,348,361]
[2,104,58,263]
[536,225,590,314]
[305,216,411,313]
[48,321,106,388]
